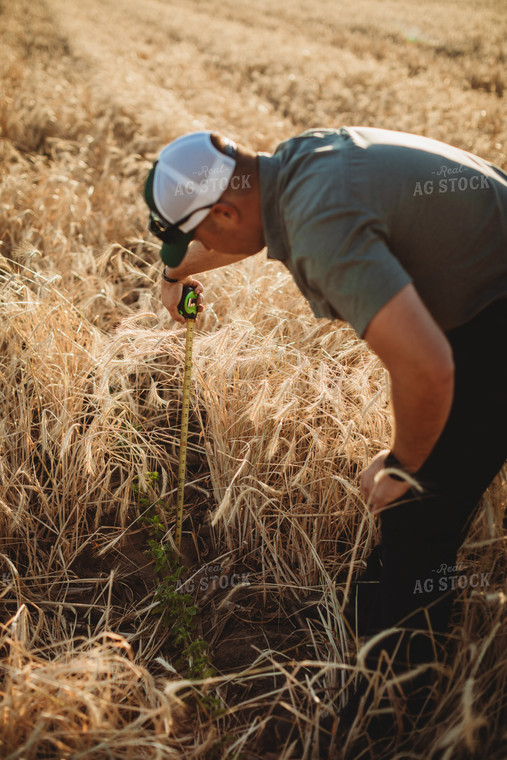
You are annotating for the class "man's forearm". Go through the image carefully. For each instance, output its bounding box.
[164,241,256,281]
[363,284,456,474]
[390,368,454,472]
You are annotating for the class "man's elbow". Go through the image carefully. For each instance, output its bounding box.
[426,343,455,396]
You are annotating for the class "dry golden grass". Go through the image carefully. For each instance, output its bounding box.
[0,0,506,757]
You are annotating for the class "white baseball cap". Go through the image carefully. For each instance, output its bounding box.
[144,131,237,266]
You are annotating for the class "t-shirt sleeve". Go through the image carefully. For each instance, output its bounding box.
[285,205,413,337]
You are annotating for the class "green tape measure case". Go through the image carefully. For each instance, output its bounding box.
[177,286,198,320]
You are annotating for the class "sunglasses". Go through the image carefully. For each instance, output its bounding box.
[149,204,215,244]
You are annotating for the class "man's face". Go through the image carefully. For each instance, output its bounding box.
[192,201,265,256]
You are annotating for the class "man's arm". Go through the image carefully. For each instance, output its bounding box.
[164,241,254,281]
[360,283,455,511]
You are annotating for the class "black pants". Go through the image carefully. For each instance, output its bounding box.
[360,298,507,665]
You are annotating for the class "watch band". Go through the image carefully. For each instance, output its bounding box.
[384,451,408,482]
[162,267,179,284]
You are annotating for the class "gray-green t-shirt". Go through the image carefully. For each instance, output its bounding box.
[258,127,507,336]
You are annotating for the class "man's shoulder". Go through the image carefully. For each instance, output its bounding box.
[272,129,351,203]
[273,128,347,158]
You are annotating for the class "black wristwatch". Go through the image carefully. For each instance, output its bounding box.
[383,452,408,482]
[162,267,179,284]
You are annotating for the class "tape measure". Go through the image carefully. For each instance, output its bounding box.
[175,285,198,550]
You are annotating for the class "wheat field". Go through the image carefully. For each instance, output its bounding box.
[0,0,506,757]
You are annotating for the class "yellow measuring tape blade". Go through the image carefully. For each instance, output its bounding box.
[175,318,195,550]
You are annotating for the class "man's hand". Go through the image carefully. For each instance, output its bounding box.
[161,277,204,324]
[360,449,412,515]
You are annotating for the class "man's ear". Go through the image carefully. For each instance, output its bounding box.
[210,202,240,227]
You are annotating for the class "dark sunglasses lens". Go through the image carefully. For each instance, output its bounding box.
[148,213,162,232]
[149,213,174,243]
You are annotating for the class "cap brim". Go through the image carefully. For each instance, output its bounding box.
[159,228,195,267]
